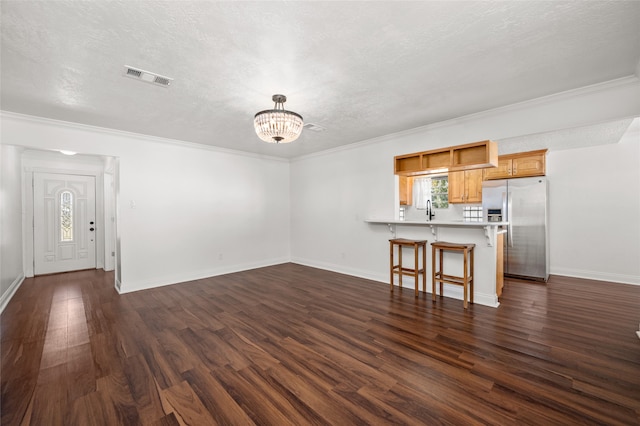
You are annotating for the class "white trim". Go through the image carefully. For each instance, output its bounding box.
[290,257,499,308]
[24,167,101,176]
[0,274,25,314]
[24,168,104,276]
[291,257,385,283]
[452,75,638,120]
[0,111,288,163]
[23,169,34,277]
[432,285,500,308]
[4,76,637,165]
[291,75,640,162]
[119,257,290,294]
[551,268,640,286]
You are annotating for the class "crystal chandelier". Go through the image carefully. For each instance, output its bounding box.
[254,94,303,143]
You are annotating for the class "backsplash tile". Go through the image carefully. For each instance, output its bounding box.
[463,206,483,222]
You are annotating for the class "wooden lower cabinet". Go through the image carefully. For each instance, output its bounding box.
[496,232,504,297]
[448,169,483,204]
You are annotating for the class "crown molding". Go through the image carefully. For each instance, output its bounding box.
[3,74,638,164]
[292,75,640,162]
[450,75,639,121]
[0,111,289,163]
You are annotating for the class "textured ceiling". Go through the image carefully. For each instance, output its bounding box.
[2,1,640,158]
[497,118,636,154]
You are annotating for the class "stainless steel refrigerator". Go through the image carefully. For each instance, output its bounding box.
[482,177,549,282]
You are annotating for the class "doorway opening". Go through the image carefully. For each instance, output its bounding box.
[22,149,120,288]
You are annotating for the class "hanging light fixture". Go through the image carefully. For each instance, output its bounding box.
[254,94,303,143]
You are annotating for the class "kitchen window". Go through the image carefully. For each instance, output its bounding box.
[413,176,449,209]
[431,176,449,209]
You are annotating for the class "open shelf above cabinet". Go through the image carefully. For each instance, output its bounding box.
[395,140,498,176]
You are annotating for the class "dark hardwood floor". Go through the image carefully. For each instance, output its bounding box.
[2,264,639,425]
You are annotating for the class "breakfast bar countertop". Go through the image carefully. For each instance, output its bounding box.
[365,219,509,227]
[365,218,508,247]
[365,217,509,307]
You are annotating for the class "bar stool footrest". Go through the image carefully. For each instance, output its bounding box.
[389,239,428,297]
[431,242,475,309]
[433,272,473,286]
[393,266,426,276]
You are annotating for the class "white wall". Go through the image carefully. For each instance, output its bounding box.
[547,128,640,284]
[0,145,24,312]
[1,76,639,302]
[117,141,291,291]
[290,78,640,287]
[290,141,395,280]
[1,113,291,293]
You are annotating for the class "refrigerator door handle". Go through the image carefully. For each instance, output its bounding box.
[507,191,513,247]
[501,191,507,219]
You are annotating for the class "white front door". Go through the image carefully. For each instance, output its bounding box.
[34,173,97,275]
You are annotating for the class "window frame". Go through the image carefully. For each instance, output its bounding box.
[430,175,449,209]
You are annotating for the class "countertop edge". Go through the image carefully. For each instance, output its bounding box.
[365,219,509,227]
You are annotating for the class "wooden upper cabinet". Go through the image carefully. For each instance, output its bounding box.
[483,158,512,180]
[450,141,497,171]
[448,169,483,204]
[512,153,546,177]
[399,176,413,206]
[448,171,465,204]
[395,140,498,176]
[483,149,547,180]
[465,169,483,203]
[395,154,422,175]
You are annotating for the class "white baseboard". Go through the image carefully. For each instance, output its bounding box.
[551,267,640,286]
[117,255,500,307]
[290,257,499,308]
[432,285,499,308]
[0,274,25,314]
[118,257,290,294]
[291,257,385,283]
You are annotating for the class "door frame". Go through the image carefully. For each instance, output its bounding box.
[24,167,102,276]
[32,172,97,275]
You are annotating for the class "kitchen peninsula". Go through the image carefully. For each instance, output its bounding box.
[366,219,508,307]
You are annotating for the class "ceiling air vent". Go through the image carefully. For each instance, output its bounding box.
[303,123,325,132]
[124,65,173,87]
[126,68,142,78]
[154,76,171,86]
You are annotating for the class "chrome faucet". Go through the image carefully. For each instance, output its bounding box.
[426,200,435,221]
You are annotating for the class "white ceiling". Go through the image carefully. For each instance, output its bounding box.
[2,1,639,158]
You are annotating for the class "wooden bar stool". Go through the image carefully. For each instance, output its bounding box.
[389,238,427,297]
[431,242,475,309]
